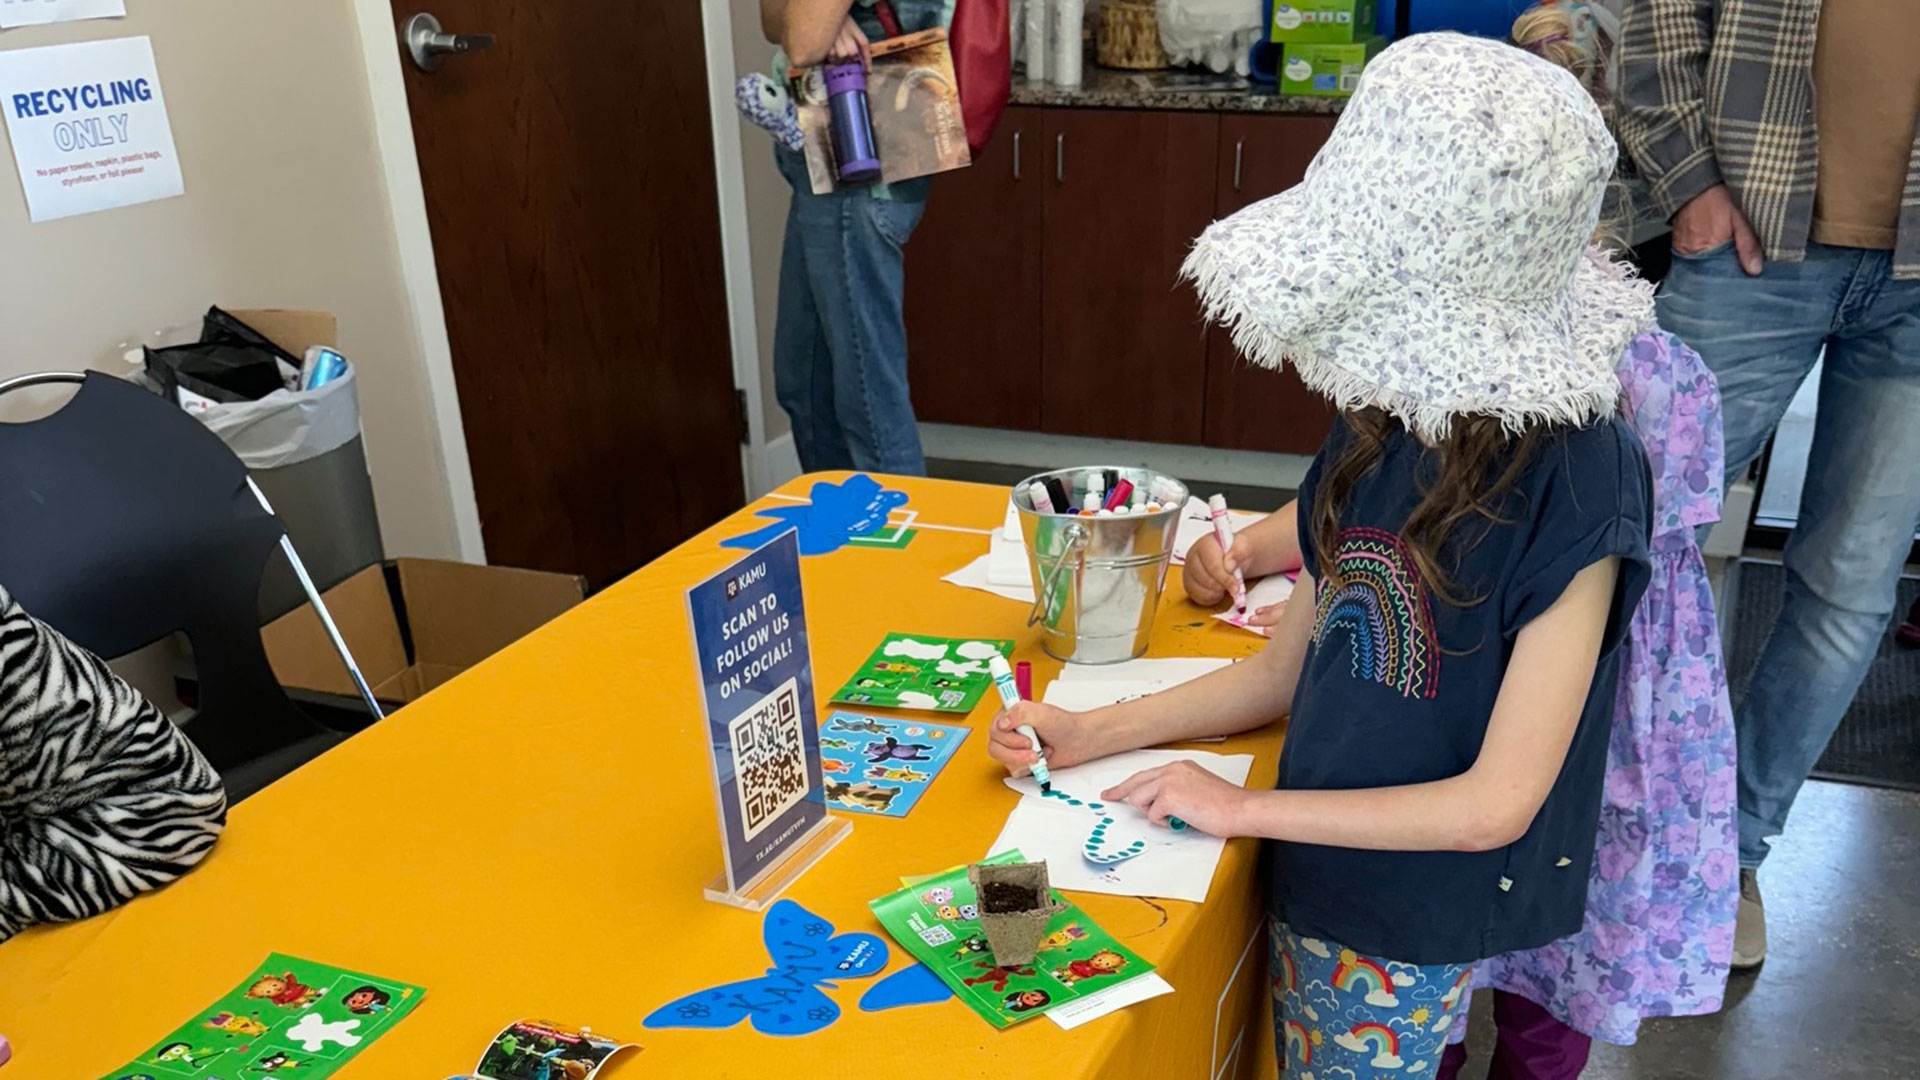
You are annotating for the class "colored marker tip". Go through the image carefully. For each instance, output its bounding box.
[1040,781,1052,793]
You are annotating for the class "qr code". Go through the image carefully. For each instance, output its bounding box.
[729,677,808,842]
[919,925,956,946]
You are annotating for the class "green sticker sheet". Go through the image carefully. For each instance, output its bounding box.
[102,952,424,1080]
[869,851,1154,1028]
[829,633,1014,713]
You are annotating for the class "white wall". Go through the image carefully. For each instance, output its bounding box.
[0,1,465,562]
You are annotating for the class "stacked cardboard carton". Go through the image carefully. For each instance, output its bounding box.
[1270,0,1386,97]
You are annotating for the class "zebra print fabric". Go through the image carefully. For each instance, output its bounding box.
[0,584,226,942]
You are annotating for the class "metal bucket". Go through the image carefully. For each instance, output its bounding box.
[1015,466,1190,664]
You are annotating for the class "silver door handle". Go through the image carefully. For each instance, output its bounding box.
[1234,139,1245,191]
[405,12,495,73]
[1055,133,1065,183]
[1013,131,1022,180]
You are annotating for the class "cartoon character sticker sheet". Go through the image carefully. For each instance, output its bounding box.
[820,712,969,817]
[868,852,1154,1029]
[105,953,423,1080]
[462,1019,636,1080]
[829,634,1013,713]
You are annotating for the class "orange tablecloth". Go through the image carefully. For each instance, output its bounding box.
[0,473,1285,1079]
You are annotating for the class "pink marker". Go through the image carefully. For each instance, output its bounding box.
[1208,493,1248,615]
[1028,481,1056,514]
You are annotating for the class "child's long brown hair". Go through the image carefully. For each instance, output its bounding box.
[1312,409,1559,608]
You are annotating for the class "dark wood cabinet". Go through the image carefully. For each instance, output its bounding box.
[904,107,1044,429]
[1203,113,1338,455]
[1037,109,1219,444]
[903,104,1337,453]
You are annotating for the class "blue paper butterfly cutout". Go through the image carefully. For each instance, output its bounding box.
[722,474,909,556]
[859,963,955,1011]
[643,899,890,1036]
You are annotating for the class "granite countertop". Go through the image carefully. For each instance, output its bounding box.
[1009,68,1347,114]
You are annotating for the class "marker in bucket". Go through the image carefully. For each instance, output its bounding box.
[1045,477,1073,516]
[1103,478,1133,511]
[1208,493,1249,616]
[1029,481,1057,515]
[1130,485,1147,511]
[989,653,1051,792]
[1081,492,1101,515]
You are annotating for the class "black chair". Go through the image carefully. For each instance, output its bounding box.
[0,371,384,800]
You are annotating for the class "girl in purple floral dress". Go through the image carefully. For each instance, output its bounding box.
[1436,327,1739,1076]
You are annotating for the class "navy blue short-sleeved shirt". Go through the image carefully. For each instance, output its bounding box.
[1270,415,1653,966]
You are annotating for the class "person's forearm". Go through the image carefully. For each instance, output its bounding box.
[1232,772,1523,853]
[1237,502,1303,578]
[1085,587,1314,755]
[1616,0,1721,216]
[772,0,858,66]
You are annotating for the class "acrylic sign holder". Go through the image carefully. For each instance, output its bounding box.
[703,814,852,912]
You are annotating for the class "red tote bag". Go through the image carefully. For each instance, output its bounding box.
[876,0,1011,157]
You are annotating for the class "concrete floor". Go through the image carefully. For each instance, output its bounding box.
[1453,780,1920,1079]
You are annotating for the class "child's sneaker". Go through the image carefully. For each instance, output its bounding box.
[1732,868,1766,969]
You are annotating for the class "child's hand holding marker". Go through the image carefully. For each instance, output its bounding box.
[988,699,1096,779]
[1207,494,1250,616]
[986,659,1191,832]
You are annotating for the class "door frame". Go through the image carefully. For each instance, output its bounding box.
[346,0,778,567]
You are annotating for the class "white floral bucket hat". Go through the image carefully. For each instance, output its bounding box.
[1182,32,1654,442]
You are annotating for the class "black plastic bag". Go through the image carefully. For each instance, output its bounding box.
[144,306,298,404]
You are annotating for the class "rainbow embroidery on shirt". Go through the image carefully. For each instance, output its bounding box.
[1313,527,1439,699]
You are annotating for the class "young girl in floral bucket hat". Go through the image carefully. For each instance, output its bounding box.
[989,32,1657,1080]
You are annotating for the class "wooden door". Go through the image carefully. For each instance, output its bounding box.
[391,2,744,588]
[1040,109,1217,444]
[903,107,1044,429]
[1203,114,1337,455]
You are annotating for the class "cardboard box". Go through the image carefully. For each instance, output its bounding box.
[1281,36,1386,96]
[1269,0,1376,43]
[262,558,585,711]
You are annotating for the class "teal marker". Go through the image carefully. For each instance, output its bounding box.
[988,653,1051,792]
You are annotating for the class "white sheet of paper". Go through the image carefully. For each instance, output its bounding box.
[0,36,184,222]
[992,749,1254,902]
[1057,656,1234,685]
[0,0,124,29]
[1047,972,1175,1030]
[1040,679,1167,712]
[1046,658,1236,740]
[1212,573,1297,637]
[986,502,1031,587]
[941,553,1035,603]
[1170,497,1267,564]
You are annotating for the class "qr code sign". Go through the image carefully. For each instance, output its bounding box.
[729,677,809,842]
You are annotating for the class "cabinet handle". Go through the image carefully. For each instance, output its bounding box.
[1013,131,1022,180]
[1234,139,1245,191]
[1056,132,1065,183]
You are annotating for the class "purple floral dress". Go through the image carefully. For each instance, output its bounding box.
[1453,328,1740,1045]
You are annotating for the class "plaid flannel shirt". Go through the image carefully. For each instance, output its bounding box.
[1617,0,1920,278]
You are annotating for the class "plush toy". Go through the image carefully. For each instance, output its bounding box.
[736,72,805,152]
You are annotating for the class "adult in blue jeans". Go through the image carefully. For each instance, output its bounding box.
[760,0,945,476]
[1620,0,1920,969]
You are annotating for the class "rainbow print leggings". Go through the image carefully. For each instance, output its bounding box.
[1270,919,1473,1080]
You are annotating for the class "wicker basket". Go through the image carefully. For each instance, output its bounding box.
[1096,0,1169,70]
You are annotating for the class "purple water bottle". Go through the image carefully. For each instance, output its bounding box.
[824,61,882,184]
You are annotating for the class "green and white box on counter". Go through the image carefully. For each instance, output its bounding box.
[1281,37,1386,96]
[1269,0,1376,43]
